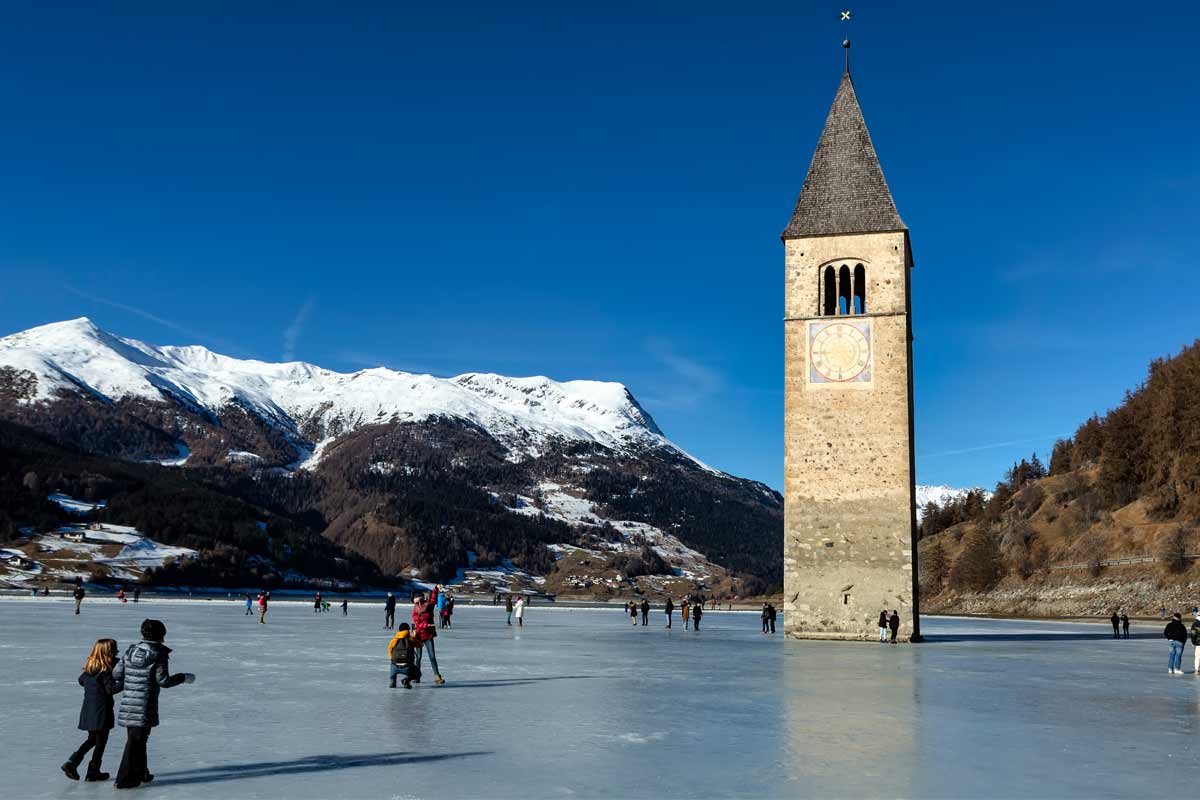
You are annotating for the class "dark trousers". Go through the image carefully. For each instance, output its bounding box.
[115,726,152,788]
[1123,626,1130,639]
[68,729,110,776]
[890,628,898,643]
[641,612,648,625]
[769,619,776,634]
[666,612,672,628]
[385,610,395,628]
[1113,625,1119,639]
[762,619,769,632]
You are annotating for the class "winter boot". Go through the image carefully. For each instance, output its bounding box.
[389,676,397,688]
[85,771,109,782]
[61,762,80,781]
[401,678,412,689]
[434,674,446,685]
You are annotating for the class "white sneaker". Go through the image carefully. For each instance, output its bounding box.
[1169,669,1176,674]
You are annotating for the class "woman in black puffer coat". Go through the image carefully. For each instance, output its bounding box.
[62,638,120,782]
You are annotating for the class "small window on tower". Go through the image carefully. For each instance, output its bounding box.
[838,265,852,315]
[853,264,866,314]
[822,266,836,316]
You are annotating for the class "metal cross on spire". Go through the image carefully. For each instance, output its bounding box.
[840,9,852,73]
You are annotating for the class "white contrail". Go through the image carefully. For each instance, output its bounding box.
[282,297,316,362]
[920,433,1070,459]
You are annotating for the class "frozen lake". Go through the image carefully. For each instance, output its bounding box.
[2,598,1195,798]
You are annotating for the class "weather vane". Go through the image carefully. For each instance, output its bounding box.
[841,9,852,73]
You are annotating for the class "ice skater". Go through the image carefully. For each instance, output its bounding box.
[314,592,323,613]
[514,595,526,628]
[665,596,674,629]
[1110,612,1120,639]
[388,623,419,688]
[342,598,349,616]
[1165,612,1188,674]
[505,594,514,626]
[692,601,702,631]
[258,592,268,624]
[889,610,901,643]
[113,619,195,789]
[74,583,86,615]
[640,598,650,625]
[385,591,396,629]
[61,638,120,782]
[244,594,253,615]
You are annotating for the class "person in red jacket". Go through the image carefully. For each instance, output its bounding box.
[411,591,445,685]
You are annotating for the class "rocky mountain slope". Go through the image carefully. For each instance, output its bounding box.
[918,339,1200,617]
[0,318,782,593]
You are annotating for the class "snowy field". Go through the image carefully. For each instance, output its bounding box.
[2,602,1196,799]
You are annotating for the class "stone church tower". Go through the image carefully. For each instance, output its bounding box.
[782,55,920,641]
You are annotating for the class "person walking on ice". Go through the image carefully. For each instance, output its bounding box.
[384,591,396,629]
[681,598,690,630]
[74,583,86,615]
[342,598,348,617]
[1121,612,1130,639]
[1190,614,1200,676]
[1110,612,1120,639]
[1165,612,1188,674]
[665,596,674,629]
[640,598,650,626]
[258,592,268,624]
[61,638,120,782]
[514,595,526,628]
[113,619,195,789]
[889,610,901,644]
[878,609,888,643]
[244,594,253,616]
[505,594,514,626]
[692,601,702,631]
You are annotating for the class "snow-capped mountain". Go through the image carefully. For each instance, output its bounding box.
[915,484,988,521]
[0,318,689,467]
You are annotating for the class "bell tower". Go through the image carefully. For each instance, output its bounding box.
[782,48,920,641]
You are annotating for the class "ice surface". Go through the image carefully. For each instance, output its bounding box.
[2,602,1195,799]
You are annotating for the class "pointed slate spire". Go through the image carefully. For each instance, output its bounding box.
[782,67,905,239]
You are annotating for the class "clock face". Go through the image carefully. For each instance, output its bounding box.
[809,322,871,383]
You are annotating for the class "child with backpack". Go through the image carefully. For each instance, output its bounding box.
[388,623,420,688]
[62,638,120,782]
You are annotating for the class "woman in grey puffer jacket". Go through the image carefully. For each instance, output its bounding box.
[112,619,194,790]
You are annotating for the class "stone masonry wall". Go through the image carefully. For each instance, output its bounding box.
[783,230,918,640]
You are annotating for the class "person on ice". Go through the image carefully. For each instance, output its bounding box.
[112,619,194,789]
[412,591,446,684]
[767,603,777,634]
[681,598,690,630]
[878,609,889,642]
[244,594,253,616]
[384,591,396,629]
[629,600,638,626]
[342,598,349,616]
[61,638,120,782]
[762,603,771,634]
[640,598,650,626]
[1121,612,1130,639]
[1165,612,1188,674]
[889,610,901,644]
[1110,612,1120,639]
[1190,615,1200,676]
[388,623,419,688]
[74,583,86,615]
[664,596,674,629]
[514,595,526,628]
[505,594,514,626]
[692,601,702,631]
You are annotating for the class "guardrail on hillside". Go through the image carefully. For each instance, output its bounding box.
[1051,554,1200,571]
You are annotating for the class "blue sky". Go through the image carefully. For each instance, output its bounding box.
[1,1,1197,491]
